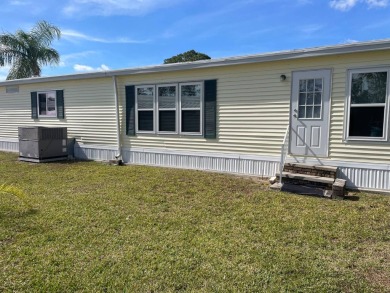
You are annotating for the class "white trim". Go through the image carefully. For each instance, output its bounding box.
[179,82,203,136]
[135,85,156,134]
[344,67,390,141]
[157,84,178,134]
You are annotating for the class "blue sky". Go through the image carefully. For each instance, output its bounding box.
[1,0,390,80]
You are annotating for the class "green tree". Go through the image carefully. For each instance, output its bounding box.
[0,20,61,80]
[164,50,211,64]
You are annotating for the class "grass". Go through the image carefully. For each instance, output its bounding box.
[0,152,389,292]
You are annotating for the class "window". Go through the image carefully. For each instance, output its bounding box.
[158,85,177,133]
[126,80,216,138]
[134,82,203,135]
[180,83,202,134]
[136,86,155,132]
[298,78,323,119]
[346,69,389,140]
[31,90,64,119]
[38,91,57,117]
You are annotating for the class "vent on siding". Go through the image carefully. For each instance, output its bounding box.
[6,85,19,94]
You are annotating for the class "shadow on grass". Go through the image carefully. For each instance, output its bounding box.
[344,195,360,201]
[0,208,39,220]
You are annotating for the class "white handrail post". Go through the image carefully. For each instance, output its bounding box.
[279,125,289,186]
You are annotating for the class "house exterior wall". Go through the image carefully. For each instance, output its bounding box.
[0,77,118,149]
[116,50,390,165]
[1,48,390,190]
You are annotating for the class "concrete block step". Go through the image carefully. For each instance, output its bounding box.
[276,171,335,185]
[284,163,338,173]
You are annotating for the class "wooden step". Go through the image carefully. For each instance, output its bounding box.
[276,171,335,185]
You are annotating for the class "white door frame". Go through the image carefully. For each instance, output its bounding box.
[289,69,332,157]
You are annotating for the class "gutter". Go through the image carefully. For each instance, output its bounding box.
[112,75,122,162]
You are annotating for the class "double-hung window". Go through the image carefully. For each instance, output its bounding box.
[180,82,202,134]
[158,85,177,133]
[136,86,155,132]
[346,68,389,140]
[38,91,57,117]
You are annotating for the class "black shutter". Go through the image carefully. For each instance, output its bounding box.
[204,79,217,138]
[56,90,65,119]
[31,92,38,119]
[126,85,136,136]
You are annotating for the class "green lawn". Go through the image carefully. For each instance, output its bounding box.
[0,152,389,292]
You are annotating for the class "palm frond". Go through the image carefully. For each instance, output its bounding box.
[31,20,61,46]
[0,184,31,207]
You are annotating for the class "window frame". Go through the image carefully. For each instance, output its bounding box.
[179,81,203,136]
[135,85,156,134]
[345,67,390,142]
[157,84,178,134]
[37,90,57,118]
[134,81,204,136]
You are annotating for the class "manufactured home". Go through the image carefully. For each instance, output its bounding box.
[1,40,390,192]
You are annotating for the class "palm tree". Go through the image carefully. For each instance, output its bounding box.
[0,20,61,80]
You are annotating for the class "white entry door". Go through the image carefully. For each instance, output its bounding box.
[290,69,331,157]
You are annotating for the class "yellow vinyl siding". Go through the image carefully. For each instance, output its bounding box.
[117,50,390,163]
[0,77,117,145]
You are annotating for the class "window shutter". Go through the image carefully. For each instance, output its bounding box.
[204,79,217,138]
[31,92,38,119]
[126,85,136,136]
[56,90,65,119]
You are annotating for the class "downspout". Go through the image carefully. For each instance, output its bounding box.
[112,75,122,162]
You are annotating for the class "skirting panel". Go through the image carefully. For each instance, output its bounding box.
[74,143,118,161]
[0,139,18,152]
[122,149,279,177]
[2,139,390,191]
[338,167,390,190]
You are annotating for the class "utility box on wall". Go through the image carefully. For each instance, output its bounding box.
[18,126,68,163]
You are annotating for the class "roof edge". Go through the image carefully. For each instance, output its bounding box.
[1,39,390,86]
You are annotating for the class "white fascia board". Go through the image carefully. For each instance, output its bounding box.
[1,39,390,87]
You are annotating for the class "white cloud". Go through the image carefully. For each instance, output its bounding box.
[62,29,148,44]
[63,0,183,16]
[73,64,110,72]
[330,0,388,11]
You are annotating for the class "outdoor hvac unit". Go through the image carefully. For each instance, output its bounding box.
[18,126,68,163]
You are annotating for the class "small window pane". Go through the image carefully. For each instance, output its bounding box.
[313,106,321,118]
[306,106,313,118]
[307,79,314,92]
[299,93,306,105]
[314,93,322,105]
[159,111,176,132]
[351,72,387,104]
[306,93,314,105]
[299,80,306,92]
[181,84,201,109]
[47,97,56,112]
[182,110,200,133]
[137,87,154,109]
[349,106,384,137]
[38,94,47,115]
[138,111,154,131]
[298,106,305,118]
[158,86,176,109]
[315,79,322,92]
